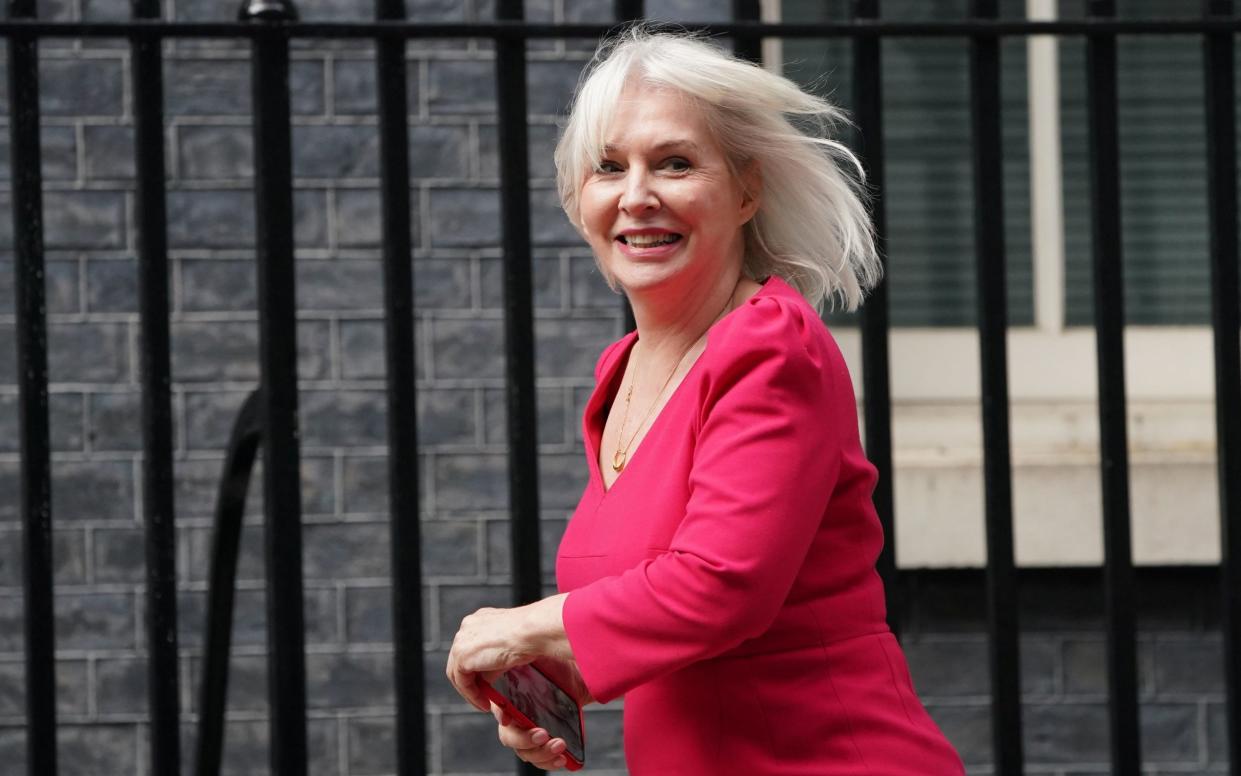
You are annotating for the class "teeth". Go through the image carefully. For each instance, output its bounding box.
[624,234,679,248]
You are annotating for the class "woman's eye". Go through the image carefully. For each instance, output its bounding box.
[597,161,622,173]
[663,157,691,172]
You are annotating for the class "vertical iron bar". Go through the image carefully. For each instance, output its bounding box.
[1085,2,1141,772]
[495,1,542,607]
[732,0,762,63]
[614,0,643,24]
[240,2,309,775]
[130,1,181,774]
[1204,1,1241,773]
[6,1,58,774]
[375,1,427,775]
[851,0,900,634]
[969,0,1023,772]
[615,0,639,334]
[495,3,542,775]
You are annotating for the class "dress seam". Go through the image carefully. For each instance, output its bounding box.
[806,599,876,775]
[877,633,921,727]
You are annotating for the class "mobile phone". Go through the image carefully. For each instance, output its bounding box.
[479,664,586,771]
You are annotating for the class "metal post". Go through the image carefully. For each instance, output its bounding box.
[130,0,181,773]
[494,0,542,609]
[969,0,1023,772]
[614,0,643,23]
[1085,1,1141,772]
[239,2,309,775]
[851,0,900,634]
[375,0,428,774]
[7,1,57,773]
[495,4,543,775]
[732,0,762,63]
[1203,2,1241,774]
[614,0,640,334]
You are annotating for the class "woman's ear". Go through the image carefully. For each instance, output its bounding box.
[739,161,761,225]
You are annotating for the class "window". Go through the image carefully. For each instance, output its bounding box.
[782,0,1034,328]
[772,0,1223,568]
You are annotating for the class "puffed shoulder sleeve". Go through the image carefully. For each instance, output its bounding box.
[561,296,843,703]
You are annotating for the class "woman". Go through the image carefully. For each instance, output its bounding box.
[447,27,965,775]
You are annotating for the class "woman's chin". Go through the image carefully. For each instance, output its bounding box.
[609,252,690,288]
[614,267,684,298]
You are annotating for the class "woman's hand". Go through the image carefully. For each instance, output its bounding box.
[491,657,592,771]
[446,605,534,711]
[492,700,573,771]
[446,593,577,712]
[447,597,594,771]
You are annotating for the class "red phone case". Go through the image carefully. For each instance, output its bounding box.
[478,666,586,772]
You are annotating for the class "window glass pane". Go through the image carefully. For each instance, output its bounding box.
[782,0,1035,328]
[1059,1,1214,325]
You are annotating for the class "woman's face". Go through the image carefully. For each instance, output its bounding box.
[577,82,759,299]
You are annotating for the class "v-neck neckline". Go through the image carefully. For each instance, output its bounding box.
[585,276,778,498]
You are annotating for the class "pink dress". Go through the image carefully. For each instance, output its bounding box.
[557,276,965,775]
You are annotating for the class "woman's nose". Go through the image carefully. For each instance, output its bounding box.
[618,169,659,214]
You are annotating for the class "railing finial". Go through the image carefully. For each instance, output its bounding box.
[237,0,298,21]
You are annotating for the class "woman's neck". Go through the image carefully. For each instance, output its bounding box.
[626,272,752,365]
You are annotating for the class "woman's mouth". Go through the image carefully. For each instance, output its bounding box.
[618,233,683,248]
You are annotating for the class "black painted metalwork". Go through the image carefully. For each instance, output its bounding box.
[968,0,1022,771]
[615,1,640,334]
[130,1,181,774]
[851,0,899,636]
[495,1,543,609]
[374,1,428,775]
[195,390,263,776]
[240,2,310,776]
[1204,2,1241,774]
[6,1,57,775]
[1085,2,1141,773]
[493,8,544,774]
[10,18,1241,38]
[732,0,762,63]
[614,0,643,24]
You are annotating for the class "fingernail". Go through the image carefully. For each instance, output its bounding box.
[550,739,565,753]
[531,730,549,745]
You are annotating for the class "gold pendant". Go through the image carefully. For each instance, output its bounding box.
[611,450,627,472]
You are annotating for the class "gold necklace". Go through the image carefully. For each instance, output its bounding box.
[611,279,741,473]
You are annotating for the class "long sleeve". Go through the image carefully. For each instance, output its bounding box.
[561,296,844,703]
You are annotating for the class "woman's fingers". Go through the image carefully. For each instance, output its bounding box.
[494,717,547,750]
[496,723,539,750]
[444,653,489,712]
[492,715,568,770]
[525,753,567,771]
[513,738,568,770]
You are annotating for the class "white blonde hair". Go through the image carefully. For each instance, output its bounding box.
[554,25,881,313]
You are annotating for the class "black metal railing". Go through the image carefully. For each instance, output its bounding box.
[2,1,1239,775]
[6,4,55,776]
[968,1,1022,769]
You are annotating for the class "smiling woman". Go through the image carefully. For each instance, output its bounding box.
[555,27,880,317]
[445,25,966,775]
[576,83,759,328]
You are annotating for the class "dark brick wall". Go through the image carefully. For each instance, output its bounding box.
[0,1,628,773]
[897,568,1229,775]
[0,1,1232,775]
